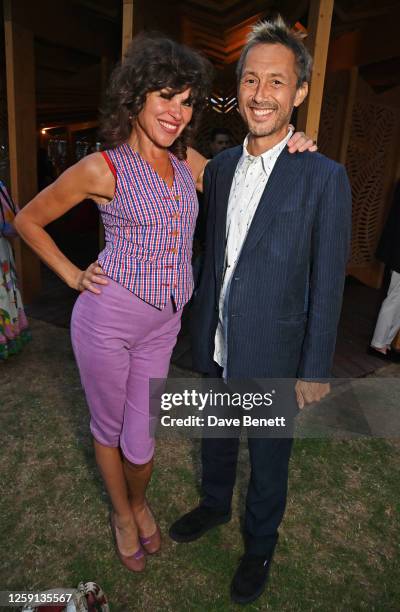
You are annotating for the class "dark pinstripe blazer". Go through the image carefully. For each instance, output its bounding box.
[191,145,352,378]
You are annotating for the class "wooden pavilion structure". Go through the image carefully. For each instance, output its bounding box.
[1,0,400,307]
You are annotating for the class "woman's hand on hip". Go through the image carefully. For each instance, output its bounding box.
[76,261,108,294]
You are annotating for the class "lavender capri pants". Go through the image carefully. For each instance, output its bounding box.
[71,278,181,464]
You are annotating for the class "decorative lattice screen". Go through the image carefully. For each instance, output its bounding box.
[347,100,398,267]
[195,90,247,156]
[318,74,400,287]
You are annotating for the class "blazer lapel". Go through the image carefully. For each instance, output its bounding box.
[243,148,302,251]
[214,147,242,279]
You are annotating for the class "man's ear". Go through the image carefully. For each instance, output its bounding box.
[294,81,309,108]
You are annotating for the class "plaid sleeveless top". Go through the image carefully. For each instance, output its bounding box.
[97,144,198,310]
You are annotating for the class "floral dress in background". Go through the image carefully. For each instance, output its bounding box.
[0,181,31,360]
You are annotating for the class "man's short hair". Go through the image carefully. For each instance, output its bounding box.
[236,15,313,88]
[210,127,232,142]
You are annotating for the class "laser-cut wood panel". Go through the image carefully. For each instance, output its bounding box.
[319,74,400,288]
[346,81,400,288]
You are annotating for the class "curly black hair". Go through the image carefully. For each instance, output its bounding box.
[99,33,213,159]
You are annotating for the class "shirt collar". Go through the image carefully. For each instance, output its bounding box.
[241,128,294,173]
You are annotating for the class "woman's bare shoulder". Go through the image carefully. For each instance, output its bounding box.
[73,152,115,194]
[77,152,111,179]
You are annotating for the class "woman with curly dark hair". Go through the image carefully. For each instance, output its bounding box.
[15,33,315,573]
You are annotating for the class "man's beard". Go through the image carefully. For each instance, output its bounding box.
[248,109,288,137]
[243,101,292,138]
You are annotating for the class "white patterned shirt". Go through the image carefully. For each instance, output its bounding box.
[214,129,293,373]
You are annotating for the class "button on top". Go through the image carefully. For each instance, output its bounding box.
[171,230,179,237]
[170,248,177,254]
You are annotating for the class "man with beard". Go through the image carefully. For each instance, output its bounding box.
[169,16,352,605]
[209,127,233,157]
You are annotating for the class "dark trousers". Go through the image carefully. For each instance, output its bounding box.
[201,436,293,557]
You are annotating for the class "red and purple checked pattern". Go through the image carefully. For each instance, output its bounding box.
[98,144,198,310]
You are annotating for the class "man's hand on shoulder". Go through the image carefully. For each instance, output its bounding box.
[295,380,330,409]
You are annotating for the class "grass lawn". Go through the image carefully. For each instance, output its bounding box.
[0,319,399,611]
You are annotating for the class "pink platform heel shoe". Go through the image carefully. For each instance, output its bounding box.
[110,512,146,572]
[139,524,161,554]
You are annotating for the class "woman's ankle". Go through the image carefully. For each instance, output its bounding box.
[113,510,135,527]
[131,501,147,514]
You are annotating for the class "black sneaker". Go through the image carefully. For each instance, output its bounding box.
[169,505,231,543]
[230,553,272,605]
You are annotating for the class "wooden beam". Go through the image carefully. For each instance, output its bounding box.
[297,0,334,143]
[122,0,135,57]
[4,0,41,303]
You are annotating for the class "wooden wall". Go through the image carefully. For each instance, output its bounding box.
[318,72,400,289]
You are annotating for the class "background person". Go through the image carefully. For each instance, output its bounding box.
[0,181,31,360]
[369,181,400,361]
[209,127,233,157]
[193,127,233,274]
